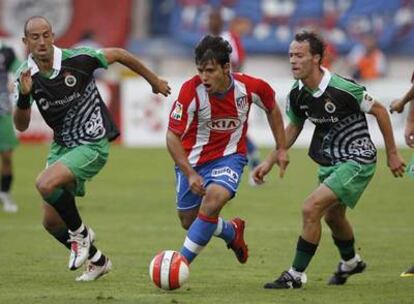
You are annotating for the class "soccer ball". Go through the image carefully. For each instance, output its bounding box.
[149,250,190,290]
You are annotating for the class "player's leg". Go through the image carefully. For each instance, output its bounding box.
[179,183,231,264]
[264,184,337,289]
[0,114,19,212]
[325,204,366,285]
[0,150,18,212]
[246,136,260,186]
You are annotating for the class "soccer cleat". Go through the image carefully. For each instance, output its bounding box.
[228,217,249,264]
[400,266,414,278]
[76,257,112,282]
[264,271,303,289]
[68,227,94,270]
[0,192,18,213]
[328,260,366,285]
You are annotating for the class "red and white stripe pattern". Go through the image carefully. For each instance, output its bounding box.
[149,250,190,290]
[168,73,276,166]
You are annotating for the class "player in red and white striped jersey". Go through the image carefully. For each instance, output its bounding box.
[166,35,288,265]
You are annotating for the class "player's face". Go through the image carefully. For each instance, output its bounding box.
[197,60,231,94]
[288,40,320,80]
[23,19,54,61]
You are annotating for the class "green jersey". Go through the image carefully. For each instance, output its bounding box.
[286,68,377,166]
[16,46,119,148]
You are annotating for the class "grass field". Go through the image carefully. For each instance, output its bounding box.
[0,145,413,304]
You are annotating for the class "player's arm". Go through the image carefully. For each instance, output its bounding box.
[285,121,303,149]
[389,84,414,114]
[102,48,171,96]
[369,101,406,177]
[13,69,32,131]
[166,130,205,196]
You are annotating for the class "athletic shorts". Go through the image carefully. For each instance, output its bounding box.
[46,138,109,196]
[318,161,376,209]
[0,114,18,152]
[407,154,414,180]
[175,153,248,211]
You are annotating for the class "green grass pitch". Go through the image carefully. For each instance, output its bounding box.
[0,145,413,304]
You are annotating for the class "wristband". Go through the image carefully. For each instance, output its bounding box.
[16,92,31,109]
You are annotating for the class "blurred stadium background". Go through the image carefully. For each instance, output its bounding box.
[1,0,413,147]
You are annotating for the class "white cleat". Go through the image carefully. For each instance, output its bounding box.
[68,228,93,270]
[76,258,112,282]
[0,192,18,213]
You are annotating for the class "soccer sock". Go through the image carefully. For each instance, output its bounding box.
[292,236,318,272]
[180,213,218,264]
[332,235,356,261]
[213,217,235,244]
[46,189,83,232]
[90,250,107,266]
[1,174,12,192]
[47,226,98,258]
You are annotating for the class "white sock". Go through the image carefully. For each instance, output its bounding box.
[90,250,102,263]
[341,254,361,271]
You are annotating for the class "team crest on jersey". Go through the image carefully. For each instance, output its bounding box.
[64,73,77,87]
[171,101,183,120]
[207,117,241,133]
[236,95,247,110]
[324,99,336,113]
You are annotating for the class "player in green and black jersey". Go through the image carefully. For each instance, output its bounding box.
[252,31,406,289]
[14,16,171,281]
[0,42,20,213]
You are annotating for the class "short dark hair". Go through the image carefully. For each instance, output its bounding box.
[24,16,52,36]
[195,35,232,66]
[294,31,325,64]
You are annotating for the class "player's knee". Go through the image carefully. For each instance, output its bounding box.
[302,197,322,222]
[35,176,55,198]
[178,214,195,230]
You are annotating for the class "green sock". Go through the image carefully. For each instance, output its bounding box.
[292,236,318,272]
[333,236,355,261]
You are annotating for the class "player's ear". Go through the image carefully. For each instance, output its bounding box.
[223,62,231,74]
[51,32,55,43]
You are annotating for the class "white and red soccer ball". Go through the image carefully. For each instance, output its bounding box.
[149,250,190,290]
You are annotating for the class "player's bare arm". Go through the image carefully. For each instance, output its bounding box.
[166,130,205,196]
[369,101,406,177]
[13,69,33,131]
[102,48,171,97]
[390,84,414,114]
[251,107,290,184]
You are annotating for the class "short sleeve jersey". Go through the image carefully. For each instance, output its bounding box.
[0,44,19,116]
[168,73,275,166]
[286,69,377,166]
[16,46,119,148]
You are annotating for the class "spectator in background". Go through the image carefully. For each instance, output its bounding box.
[208,8,261,184]
[0,41,20,213]
[347,35,387,80]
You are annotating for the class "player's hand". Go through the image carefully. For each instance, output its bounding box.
[387,151,406,177]
[405,121,414,148]
[251,160,273,185]
[152,78,171,97]
[19,68,32,95]
[389,99,405,114]
[188,171,206,196]
[275,148,289,178]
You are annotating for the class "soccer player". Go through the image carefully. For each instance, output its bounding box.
[0,41,20,213]
[253,31,405,289]
[389,71,414,278]
[13,16,171,281]
[166,35,288,265]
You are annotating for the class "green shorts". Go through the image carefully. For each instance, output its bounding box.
[47,138,110,197]
[0,114,18,152]
[318,161,376,209]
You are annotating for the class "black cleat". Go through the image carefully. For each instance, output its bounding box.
[264,271,302,289]
[400,266,414,278]
[328,260,366,285]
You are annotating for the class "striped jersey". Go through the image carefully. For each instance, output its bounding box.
[286,68,377,166]
[168,73,275,166]
[0,43,19,116]
[16,46,119,148]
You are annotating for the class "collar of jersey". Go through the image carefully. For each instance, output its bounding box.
[211,74,234,98]
[28,45,62,79]
[298,67,331,98]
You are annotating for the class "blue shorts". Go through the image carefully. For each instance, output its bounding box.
[175,153,248,211]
